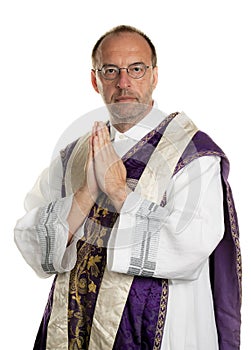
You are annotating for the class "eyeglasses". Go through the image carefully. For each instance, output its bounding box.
[94,62,153,80]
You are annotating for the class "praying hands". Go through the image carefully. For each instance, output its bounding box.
[68,121,129,242]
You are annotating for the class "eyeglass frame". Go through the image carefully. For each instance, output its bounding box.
[92,62,154,80]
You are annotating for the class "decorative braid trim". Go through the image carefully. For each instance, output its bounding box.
[174,150,226,175]
[153,280,169,350]
[226,183,242,301]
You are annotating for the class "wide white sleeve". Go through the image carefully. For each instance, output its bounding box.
[14,156,83,278]
[107,156,224,281]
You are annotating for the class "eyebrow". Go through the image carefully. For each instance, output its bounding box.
[101,61,145,68]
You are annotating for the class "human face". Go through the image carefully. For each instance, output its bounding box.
[91,32,158,129]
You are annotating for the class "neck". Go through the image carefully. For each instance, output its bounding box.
[112,121,138,133]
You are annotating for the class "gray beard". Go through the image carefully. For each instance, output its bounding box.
[108,102,151,129]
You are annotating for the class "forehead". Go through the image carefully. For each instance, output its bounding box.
[96,32,152,66]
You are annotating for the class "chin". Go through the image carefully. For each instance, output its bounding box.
[108,102,150,124]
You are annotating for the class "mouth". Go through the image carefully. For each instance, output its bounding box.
[115,96,137,103]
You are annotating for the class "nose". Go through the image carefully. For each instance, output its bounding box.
[116,69,131,89]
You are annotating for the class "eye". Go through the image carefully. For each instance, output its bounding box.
[128,63,146,78]
[131,64,144,73]
[102,66,118,77]
[106,68,116,74]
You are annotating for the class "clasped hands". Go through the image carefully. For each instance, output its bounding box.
[75,121,129,214]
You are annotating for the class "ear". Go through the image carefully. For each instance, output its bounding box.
[152,66,158,89]
[91,69,100,94]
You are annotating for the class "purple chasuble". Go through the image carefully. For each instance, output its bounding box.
[33,115,241,350]
[174,131,241,349]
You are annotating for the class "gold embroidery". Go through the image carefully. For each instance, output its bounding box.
[174,150,226,174]
[226,183,242,301]
[87,255,102,276]
[153,280,169,350]
[88,281,97,293]
[68,193,119,350]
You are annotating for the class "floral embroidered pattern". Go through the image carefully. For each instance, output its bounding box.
[68,193,119,349]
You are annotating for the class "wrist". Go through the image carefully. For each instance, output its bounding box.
[74,186,96,216]
[67,187,96,244]
[108,185,131,212]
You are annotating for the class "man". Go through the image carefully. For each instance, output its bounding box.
[14,25,241,349]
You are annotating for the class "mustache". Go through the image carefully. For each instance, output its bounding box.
[113,90,138,99]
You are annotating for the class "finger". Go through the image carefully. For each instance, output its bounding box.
[95,121,108,147]
[93,132,104,159]
[88,134,94,159]
[92,121,97,137]
[92,121,101,155]
[101,122,110,143]
[96,122,109,137]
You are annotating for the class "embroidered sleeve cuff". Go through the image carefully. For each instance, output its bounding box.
[108,192,169,277]
[36,194,76,274]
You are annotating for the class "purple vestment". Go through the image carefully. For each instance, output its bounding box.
[34,114,241,350]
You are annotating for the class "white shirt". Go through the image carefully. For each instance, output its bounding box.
[14,108,223,349]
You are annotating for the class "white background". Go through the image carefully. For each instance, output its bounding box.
[0,0,250,348]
